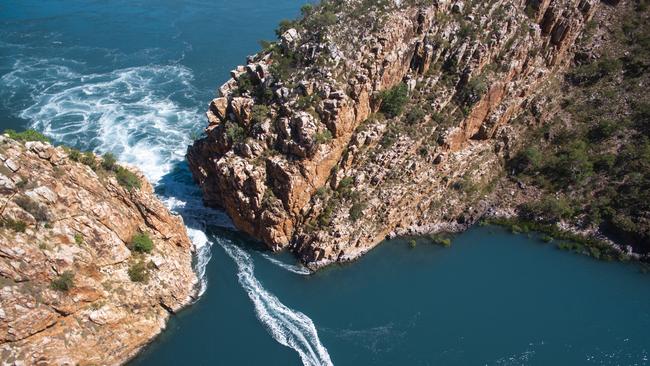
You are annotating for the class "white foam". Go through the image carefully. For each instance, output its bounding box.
[218,239,333,366]
[261,253,312,276]
[2,54,334,366]
[0,56,216,292]
[1,58,199,184]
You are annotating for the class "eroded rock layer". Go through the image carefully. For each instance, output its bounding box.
[0,136,197,365]
[187,0,604,267]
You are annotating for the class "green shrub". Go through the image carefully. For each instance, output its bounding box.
[225,121,246,143]
[379,84,409,118]
[51,271,75,292]
[457,76,488,107]
[275,19,300,38]
[509,147,543,174]
[74,233,84,245]
[101,152,117,171]
[1,218,27,233]
[405,107,426,125]
[349,202,366,222]
[67,148,81,162]
[429,234,452,247]
[314,130,333,144]
[128,262,148,283]
[588,120,619,141]
[567,58,621,86]
[521,196,574,223]
[130,232,154,253]
[4,129,49,143]
[115,166,141,191]
[251,105,270,124]
[80,151,97,169]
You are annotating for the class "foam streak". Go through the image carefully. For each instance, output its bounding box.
[219,239,333,366]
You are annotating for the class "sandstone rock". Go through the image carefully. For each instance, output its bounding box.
[0,137,197,365]
[187,0,607,268]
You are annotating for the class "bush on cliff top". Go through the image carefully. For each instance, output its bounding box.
[3,129,50,143]
[115,166,141,192]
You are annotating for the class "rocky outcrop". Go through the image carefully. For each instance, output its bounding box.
[188,0,605,268]
[0,136,197,365]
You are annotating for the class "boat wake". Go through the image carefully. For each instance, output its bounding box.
[261,253,312,276]
[2,50,333,365]
[218,239,333,366]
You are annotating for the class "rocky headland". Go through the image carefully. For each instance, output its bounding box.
[0,134,197,365]
[187,0,647,268]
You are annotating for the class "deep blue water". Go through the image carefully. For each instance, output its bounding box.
[1,1,649,365]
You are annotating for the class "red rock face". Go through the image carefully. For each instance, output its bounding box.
[187,0,602,267]
[0,137,197,365]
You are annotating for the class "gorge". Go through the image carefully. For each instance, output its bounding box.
[1,0,649,365]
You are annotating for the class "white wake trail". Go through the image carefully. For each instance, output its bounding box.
[261,253,312,276]
[218,239,333,366]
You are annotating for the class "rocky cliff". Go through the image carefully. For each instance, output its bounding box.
[0,135,197,365]
[187,0,609,268]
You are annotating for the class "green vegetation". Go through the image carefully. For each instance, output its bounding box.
[51,271,75,292]
[128,261,149,283]
[101,152,117,171]
[485,217,623,261]
[379,84,409,118]
[3,129,49,143]
[67,148,81,162]
[405,107,426,125]
[314,130,333,144]
[225,121,246,143]
[74,233,84,245]
[80,151,97,169]
[130,232,154,253]
[115,166,141,192]
[457,76,487,108]
[507,5,650,253]
[429,233,452,247]
[251,105,270,125]
[349,202,366,222]
[1,218,27,233]
[409,239,417,248]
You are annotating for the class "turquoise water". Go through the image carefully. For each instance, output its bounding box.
[1,1,649,365]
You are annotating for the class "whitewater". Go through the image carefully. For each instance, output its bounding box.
[0,52,332,365]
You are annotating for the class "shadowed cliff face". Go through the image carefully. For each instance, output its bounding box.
[187,0,603,267]
[0,136,197,365]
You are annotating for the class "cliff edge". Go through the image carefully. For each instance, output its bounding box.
[0,134,197,365]
[187,0,640,267]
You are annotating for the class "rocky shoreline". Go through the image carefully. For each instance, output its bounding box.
[0,134,198,365]
[187,0,620,269]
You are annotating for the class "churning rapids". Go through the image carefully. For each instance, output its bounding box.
[2,1,650,365]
